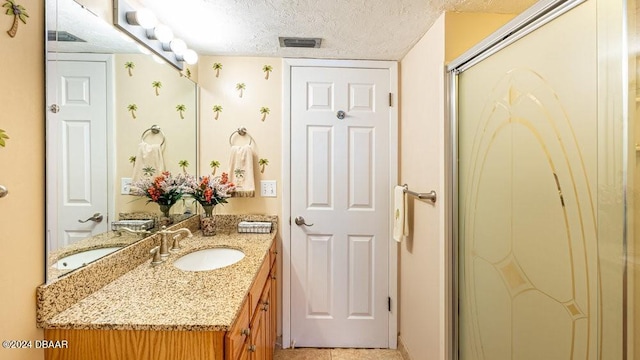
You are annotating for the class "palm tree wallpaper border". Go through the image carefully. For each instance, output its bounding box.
[213,62,223,78]
[0,128,9,147]
[260,106,270,121]
[152,81,162,96]
[176,104,187,120]
[127,104,138,119]
[263,65,273,80]
[236,82,246,98]
[212,105,223,120]
[3,0,28,38]
[124,61,135,76]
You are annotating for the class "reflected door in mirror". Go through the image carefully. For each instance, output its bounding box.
[47,59,109,251]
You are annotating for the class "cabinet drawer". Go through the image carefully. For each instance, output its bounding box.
[225,297,251,360]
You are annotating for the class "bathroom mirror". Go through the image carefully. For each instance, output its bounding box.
[45,0,198,282]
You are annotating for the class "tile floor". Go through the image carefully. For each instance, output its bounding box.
[274,348,404,360]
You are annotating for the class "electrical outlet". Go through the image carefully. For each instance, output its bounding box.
[260,180,277,197]
[121,178,132,195]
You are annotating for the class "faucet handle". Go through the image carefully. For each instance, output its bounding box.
[170,234,183,252]
[150,246,164,266]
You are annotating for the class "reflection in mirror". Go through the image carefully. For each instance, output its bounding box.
[45,0,198,282]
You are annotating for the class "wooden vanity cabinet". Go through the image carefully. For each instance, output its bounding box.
[44,240,278,360]
[225,241,277,360]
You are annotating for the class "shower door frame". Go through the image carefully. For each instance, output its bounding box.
[444,0,629,358]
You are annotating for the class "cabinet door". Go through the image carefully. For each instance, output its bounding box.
[250,277,271,360]
[238,341,250,360]
[225,297,251,360]
[250,307,267,360]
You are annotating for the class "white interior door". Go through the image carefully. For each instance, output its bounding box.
[290,66,391,348]
[47,60,108,250]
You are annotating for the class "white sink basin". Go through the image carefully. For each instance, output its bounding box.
[173,248,245,271]
[55,247,123,270]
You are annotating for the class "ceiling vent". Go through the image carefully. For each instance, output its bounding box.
[47,30,86,42]
[279,37,322,48]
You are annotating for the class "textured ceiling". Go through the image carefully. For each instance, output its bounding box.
[138,0,537,60]
[51,0,537,60]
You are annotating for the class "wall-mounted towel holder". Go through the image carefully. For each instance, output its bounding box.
[141,125,166,146]
[402,184,437,203]
[229,127,254,146]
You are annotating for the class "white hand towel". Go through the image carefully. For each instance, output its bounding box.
[393,186,408,242]
[132,142,165,182]
[228,145,255,197]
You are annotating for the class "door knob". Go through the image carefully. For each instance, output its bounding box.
[294,216,314,226]
[78,213,104,223]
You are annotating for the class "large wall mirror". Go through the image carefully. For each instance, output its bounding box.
[45,0,198,282]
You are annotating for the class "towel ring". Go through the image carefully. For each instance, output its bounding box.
[141,125,166,146]
[229,127,254,146]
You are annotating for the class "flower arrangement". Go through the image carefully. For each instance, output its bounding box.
[189,173,235,214]
[130,171,194,207]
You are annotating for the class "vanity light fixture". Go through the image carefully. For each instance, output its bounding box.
[182,49,199,65]
[114,0,198,70]
[148,24,173,43]
[167,38,187,55]
[125,8,157,29]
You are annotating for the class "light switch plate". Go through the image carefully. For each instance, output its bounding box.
[121,178,132,195]
[260,180,277,197]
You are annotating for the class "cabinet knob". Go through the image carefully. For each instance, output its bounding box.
[248,345,256,352]
[241,328,251,336]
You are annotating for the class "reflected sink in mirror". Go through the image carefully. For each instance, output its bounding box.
[54,247,123,271]
[173,248,245,272]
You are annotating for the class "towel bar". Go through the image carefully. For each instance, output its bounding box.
[402,184,436,203]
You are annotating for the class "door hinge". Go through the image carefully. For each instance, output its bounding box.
[388,296,391,312]
[388,93,392,107]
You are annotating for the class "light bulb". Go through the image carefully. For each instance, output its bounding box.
[183,49,198,65]
[125,8,157,29]
[153,24,174,43]
[169,39,187,55]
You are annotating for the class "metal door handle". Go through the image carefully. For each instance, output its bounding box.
[294,216,314,226]
[0,185,7,198]
[78,213,104,223]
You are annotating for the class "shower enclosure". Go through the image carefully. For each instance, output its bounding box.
[449,0,633,358]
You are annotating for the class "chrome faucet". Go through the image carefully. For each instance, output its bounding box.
[156,226,193,260]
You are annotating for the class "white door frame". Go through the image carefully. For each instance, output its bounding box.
[281,58,399,349]
[46,52,115,253]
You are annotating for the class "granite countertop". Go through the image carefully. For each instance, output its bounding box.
[43,230,275,332]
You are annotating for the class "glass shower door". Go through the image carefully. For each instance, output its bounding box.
[455,0,627,358]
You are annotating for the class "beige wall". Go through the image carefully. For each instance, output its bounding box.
[197,56,282,217]
[399,14,446,360]
[0,1,45,359]
[398,11,513,360]
[444,12,516,62]
[115,54,198,215]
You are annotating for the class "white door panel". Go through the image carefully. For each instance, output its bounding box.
[47,60,108,249]
[290,66,390,348]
